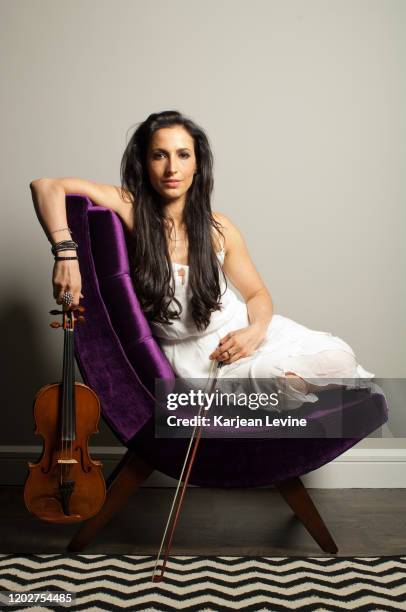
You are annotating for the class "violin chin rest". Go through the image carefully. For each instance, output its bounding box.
[28,496,84,523]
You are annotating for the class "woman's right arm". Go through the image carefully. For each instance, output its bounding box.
[29,177,134,308]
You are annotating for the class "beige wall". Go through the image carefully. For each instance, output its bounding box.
[1,0,404,453]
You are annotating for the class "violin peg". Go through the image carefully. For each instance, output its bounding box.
[49,321,62,328]
[49,309,63,315]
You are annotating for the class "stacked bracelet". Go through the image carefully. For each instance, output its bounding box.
[52,239,79,262]
[51,240,78,256]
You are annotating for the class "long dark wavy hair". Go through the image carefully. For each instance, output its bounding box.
[120,110,227,332]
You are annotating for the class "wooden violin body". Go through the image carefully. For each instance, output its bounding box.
[24,306,106,524]
[24,382,106,523]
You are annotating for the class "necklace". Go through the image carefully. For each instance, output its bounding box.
[166,224,188,284]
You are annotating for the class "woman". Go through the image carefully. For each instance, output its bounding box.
[30,109,375,410]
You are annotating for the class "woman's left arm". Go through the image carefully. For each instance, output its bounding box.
[209,213,274,364]
[246,287,273,334]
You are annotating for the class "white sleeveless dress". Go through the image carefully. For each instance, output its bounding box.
[150,247,376,410]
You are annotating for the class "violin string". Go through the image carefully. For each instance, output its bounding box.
[64,311,72,478]
[71,315,75,461]
[66,317,70,475]
[66,313,72,462]
[65,317,70,479]
[61,318,67,483]
[65,320,68,473]
[69,315,73,462]
[151,358,223,581]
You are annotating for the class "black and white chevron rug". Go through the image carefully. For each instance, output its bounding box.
[0,554,405,611]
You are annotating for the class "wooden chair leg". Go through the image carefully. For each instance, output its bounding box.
[274,476,338,553]
[67,449,154,552]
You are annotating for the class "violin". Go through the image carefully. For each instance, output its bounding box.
[24,305,106,523]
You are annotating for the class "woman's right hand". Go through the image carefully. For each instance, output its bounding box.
[53,259,84,309]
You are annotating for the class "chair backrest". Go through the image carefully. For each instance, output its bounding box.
[66,194,175,445]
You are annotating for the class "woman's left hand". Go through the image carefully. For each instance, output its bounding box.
[209,324,267,365]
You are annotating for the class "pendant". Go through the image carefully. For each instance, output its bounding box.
[177,268,186,285]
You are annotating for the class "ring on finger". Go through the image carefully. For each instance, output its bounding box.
[61,291,73,306]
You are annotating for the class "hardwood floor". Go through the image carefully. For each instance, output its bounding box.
[1,486,405,556]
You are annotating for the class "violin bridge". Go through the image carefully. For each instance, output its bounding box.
[57,459,78,464]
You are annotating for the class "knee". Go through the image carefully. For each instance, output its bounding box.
[285,349,356,379]
[319,349,357,378]
[278,349,357,394]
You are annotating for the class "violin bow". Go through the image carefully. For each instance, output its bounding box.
[151,358,224,582]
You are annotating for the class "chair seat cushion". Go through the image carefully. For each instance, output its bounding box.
[130,387,387,487]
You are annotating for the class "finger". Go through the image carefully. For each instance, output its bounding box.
[225,349,239,364]
[227,350,242,364]
[213,334,231,356]
[69,292,81,309]
[219,333,232,346]
[211,339,224,359]
[210,336,233,360]
[217,341,236,362]
[53,285,61,303]
[221,350,233,363]
[58,290,68,304]
[57,288,74,308]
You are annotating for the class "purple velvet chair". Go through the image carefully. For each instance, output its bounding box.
[66,194,388,553]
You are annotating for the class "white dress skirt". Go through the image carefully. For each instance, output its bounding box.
[150,249,376,411]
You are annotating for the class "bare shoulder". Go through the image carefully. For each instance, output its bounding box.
[212,212,241,255]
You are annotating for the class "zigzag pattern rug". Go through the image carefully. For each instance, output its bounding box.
[0,554,405,611]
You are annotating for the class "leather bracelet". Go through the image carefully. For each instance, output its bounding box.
[51,240,78,255]
[54,256,78,261]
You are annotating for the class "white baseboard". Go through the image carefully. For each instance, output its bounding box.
[302,448,406,488]
[2,446,405,488]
